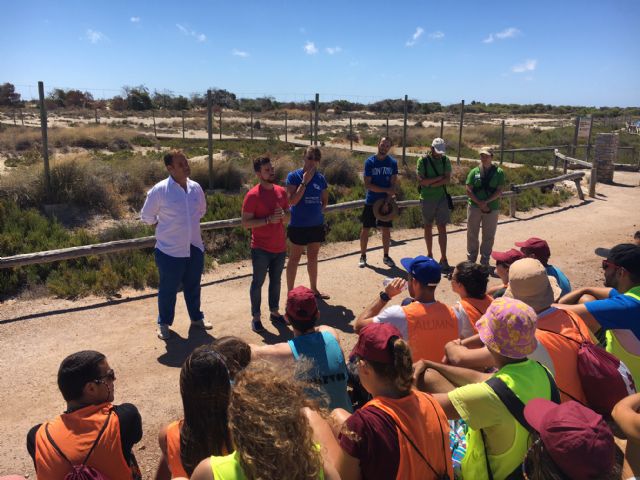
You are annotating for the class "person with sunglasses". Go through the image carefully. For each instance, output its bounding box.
[286,146,330,300]
[487,248,525,298]
[26,351,142,479]
[555,243,640,385]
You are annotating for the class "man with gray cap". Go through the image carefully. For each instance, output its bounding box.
[417,138,452,271]
[465,148,505,266]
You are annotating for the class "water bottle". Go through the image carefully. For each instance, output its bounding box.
[382,277,408,291]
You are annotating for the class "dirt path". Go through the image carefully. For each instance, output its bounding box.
[1,172,639,477]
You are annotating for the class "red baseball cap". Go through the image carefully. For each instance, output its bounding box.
[350,323,402,364]
[491,249,525,265]
[524,399,615,479]
[285,286,319,324]
[515,237,551,263]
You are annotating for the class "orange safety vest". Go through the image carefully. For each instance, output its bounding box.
[536,309,592,404]
[459,295,494,332]
[34,403,134,480]
[365,391,453,480]
[166,420,189,479]
[402,301,458,362]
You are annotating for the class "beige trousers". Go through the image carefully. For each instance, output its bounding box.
[466,205,499,265]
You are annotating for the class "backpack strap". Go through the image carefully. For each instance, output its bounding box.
[486,363,560,433]
[45,409,113,467]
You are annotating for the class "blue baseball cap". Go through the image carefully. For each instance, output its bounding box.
[400,256,441,286]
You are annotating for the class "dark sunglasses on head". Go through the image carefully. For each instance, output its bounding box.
[94,369,116,383]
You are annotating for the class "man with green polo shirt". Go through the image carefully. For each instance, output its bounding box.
[417,138,452,271]
[466,148,505,266]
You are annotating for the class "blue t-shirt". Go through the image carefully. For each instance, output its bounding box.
[364,155,398,205]
[288,331,352,412]
[585,287,640,339]
[546,264,572,297]
[286,169,328,227]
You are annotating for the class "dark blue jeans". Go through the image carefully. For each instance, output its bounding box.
[250,248,286,317]
[155,245,204,326]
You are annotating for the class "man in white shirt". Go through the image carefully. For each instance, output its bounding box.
[140,150,211,340]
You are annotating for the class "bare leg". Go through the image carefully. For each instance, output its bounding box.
[306,242,322,293]
[424,224,433,257]
[359,227,370,256]
[381,227,391,257]
[286,243,304,292]
[436,223,448,262]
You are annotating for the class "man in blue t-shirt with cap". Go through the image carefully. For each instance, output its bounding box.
[354,255,459,362]
[359,137,398,268]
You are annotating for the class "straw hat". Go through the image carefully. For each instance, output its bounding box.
[372,197,399,222]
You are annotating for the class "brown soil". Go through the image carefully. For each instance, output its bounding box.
[1,172,639,478]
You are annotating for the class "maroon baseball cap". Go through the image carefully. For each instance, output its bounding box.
[285,286,319,324]
[515,237,551,263]
[350,323,402,364]
[491,249,525,265]
[524,399,615,479]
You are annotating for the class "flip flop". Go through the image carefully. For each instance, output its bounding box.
[313,291,331,300]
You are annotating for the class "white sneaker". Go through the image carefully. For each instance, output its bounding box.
[191,318,213,330]
[359,255,367,268]
[157,324,170,340]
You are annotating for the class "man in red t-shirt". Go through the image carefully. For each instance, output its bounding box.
[242,157,291,333]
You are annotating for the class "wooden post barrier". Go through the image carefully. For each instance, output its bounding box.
[456,100,465,165]
[219,111,222,140]
[94,109,99,124]
[402,95,408,167]
[386,116,390,138]
[38,81,51,200]
[182,111,185,139]
[0,172,585,270]
[13,110,17,125]
[284,111,288,143]
[152,111,157,138]
[20,108,25,125]
[314,93,319,146]
[250,111,254,140]
[349,117,353,151]
[207,89,214,190]
[500,120,505,165]
[440,118,444,139]
[309,110,313,145]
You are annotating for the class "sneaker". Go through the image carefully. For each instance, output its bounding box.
[191,318,213,330]
[439,260,452,273]
[251,319,266,333]
[270,313,287,325]
[157,324,170,340]
[359,255,367,268]
[383,255,395,267]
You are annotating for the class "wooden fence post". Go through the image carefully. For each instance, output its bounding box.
[13,110,16,125]
[38,81,51,200]
[309,110,313,145]
[20,109,25,125]
[219,111,222,140]
[574,178,585,201]
[571,116,579,157]
[207,89,214,190]
[500,120,505,165]
[152,111,157,138]
[386,116,390,138]
[402,95,408,167]
[285,110,288,143]
[509,195,517,218]
[250,111,254,140]
[589,155,597,198]
[456,100,465,165]
[94,109,99,124]
[349,116,353,151]
[182,111,185,139]
[440,118,444,139]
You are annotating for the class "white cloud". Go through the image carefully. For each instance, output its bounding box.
[176,23,206,42]
[428,31,444,40]
[86,29,107,44]
[325,46,342,55]
[484,27,521,43]
[304,41,318,55]
[130,16,140,23]
[232,48,249,57]
[406,27,424,47]
[512,59,537,73]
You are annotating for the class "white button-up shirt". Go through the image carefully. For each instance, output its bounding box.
[140,176,207,257]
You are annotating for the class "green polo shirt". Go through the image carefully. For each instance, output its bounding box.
[466,165,505,211]
[417,154,452,201]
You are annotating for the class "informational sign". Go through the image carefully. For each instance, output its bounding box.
[578,116,592,139]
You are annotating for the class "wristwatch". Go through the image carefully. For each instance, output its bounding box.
[300,182,307,188]
[379,291,391,302]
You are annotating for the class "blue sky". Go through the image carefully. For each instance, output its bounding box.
[2,0,639,106]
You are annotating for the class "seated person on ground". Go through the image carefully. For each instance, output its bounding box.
[444,258,593,404]
[523,398,620,480]
[251,286,351,411]
[613,393,640,479]
[516,237,572,296]
[210,335,251,380]
[26,350,142,479]
[156,345,232,480]
[190,362,341,480]
[414,297,559,480]
[556,243,640,384]
[450,261,493,339]
[354,255,458,363]
[331,323,453,480]
[488,248,525,298]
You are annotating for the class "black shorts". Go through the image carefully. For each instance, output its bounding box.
[361,204,393,229]
[287,225,326,246]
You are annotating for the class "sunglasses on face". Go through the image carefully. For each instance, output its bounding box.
[94,369,116,383]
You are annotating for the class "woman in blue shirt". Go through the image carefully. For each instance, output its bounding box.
[286,146,330,299]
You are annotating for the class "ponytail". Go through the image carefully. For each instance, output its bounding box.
[368,337,414,394]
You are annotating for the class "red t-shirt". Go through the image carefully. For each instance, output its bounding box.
[242,184,288,253]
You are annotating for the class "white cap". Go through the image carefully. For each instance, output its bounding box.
[431,138,446,154]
